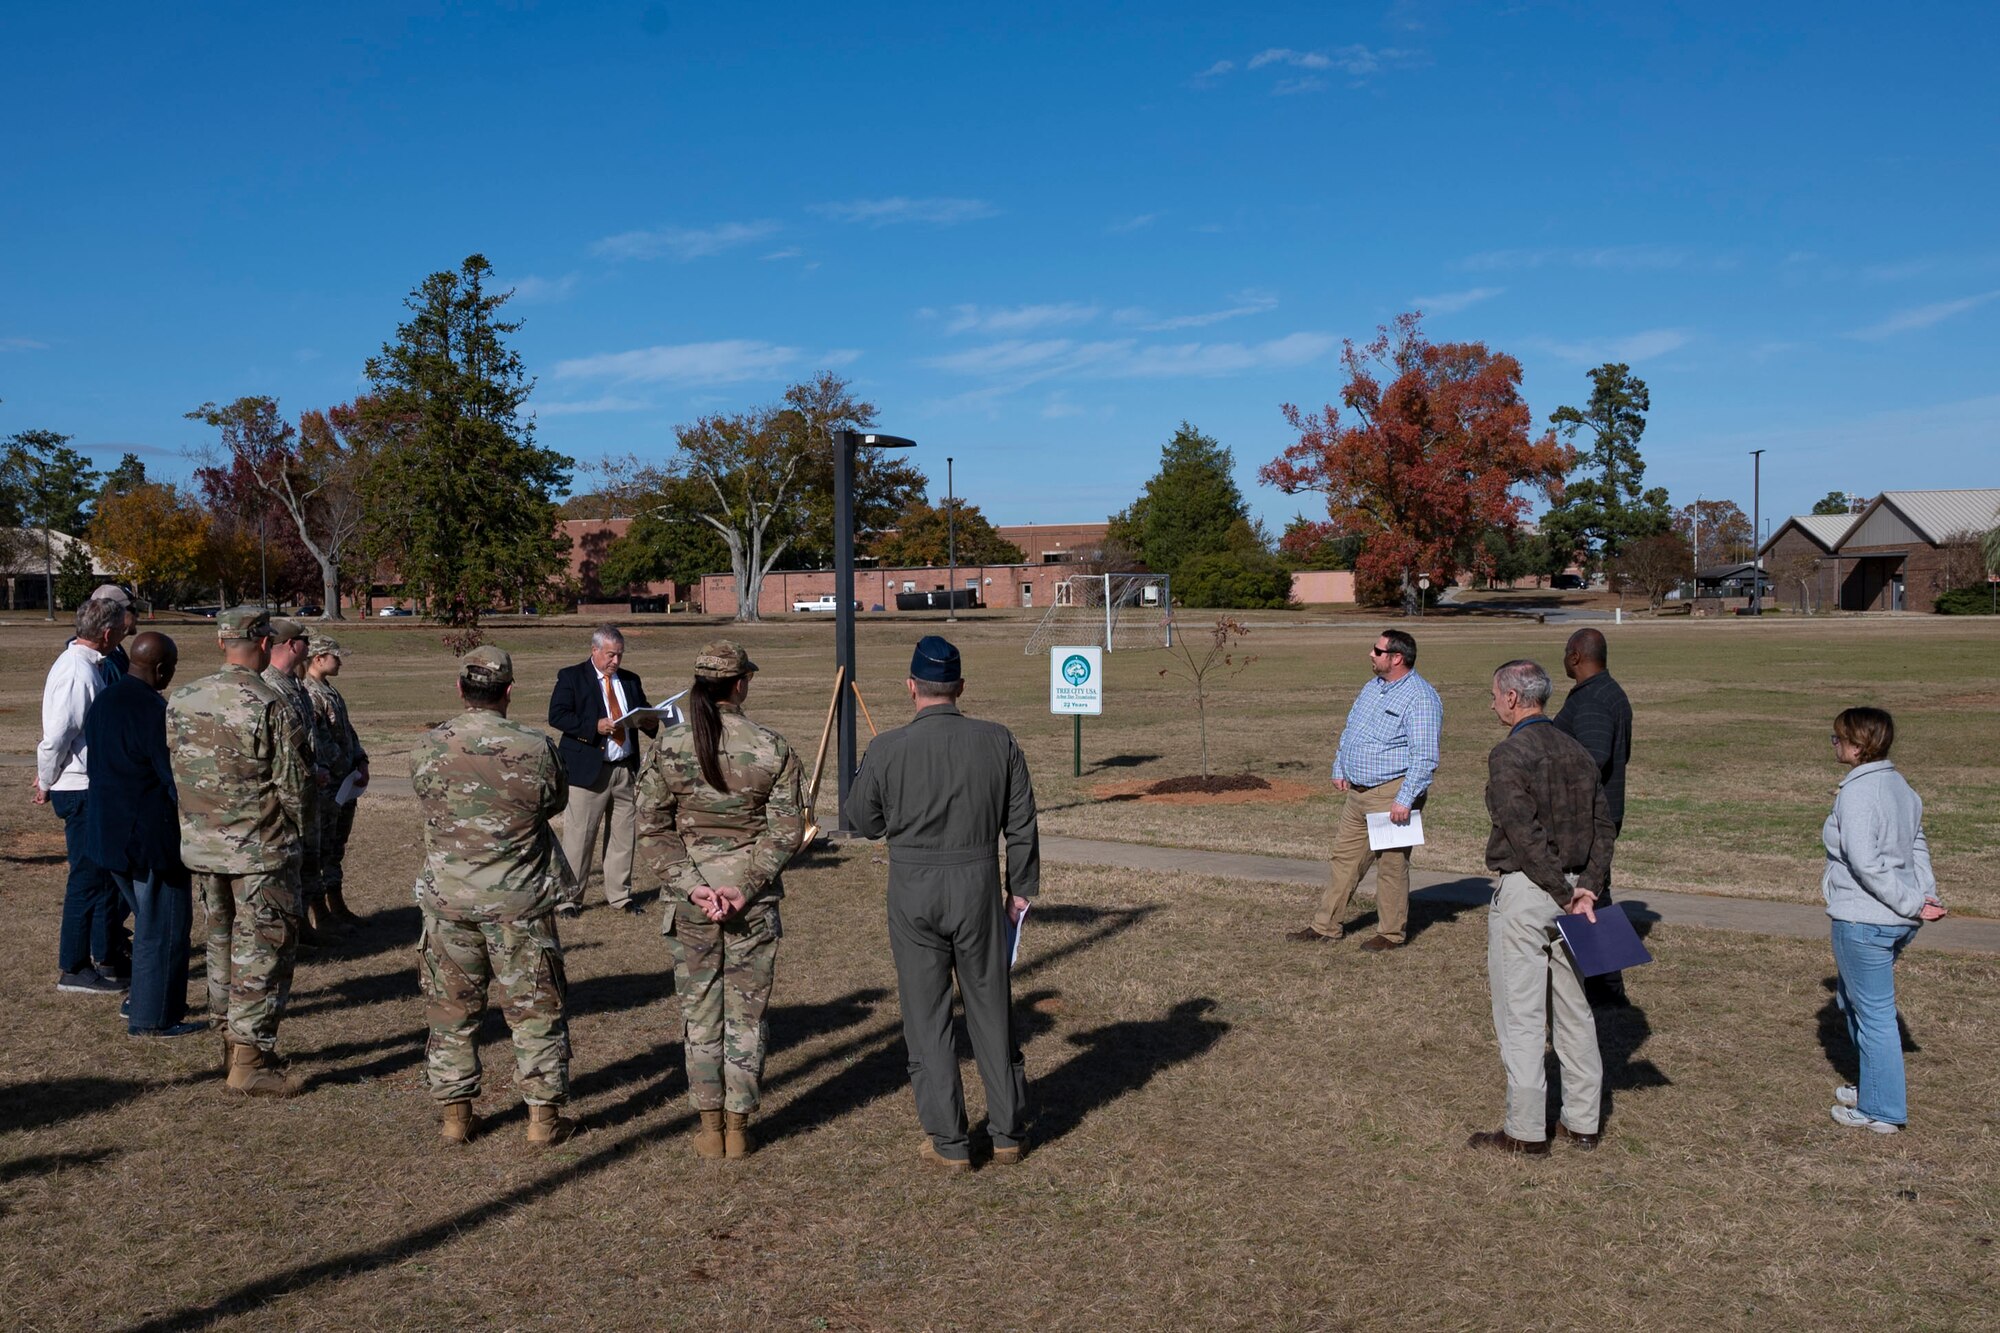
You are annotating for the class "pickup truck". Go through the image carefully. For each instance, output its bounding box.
[792,594,857,613]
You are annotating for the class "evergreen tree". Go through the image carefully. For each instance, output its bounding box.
[1812,490,1856,516]
[359,255,572,628]
[1541,363,1670,570]
[1107,422,1249,583]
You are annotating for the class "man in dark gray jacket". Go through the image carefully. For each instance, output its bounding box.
[1470,658,1615,1158]
[844,635,1039,1172]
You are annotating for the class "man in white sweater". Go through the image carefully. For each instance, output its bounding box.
[37,597,130,993]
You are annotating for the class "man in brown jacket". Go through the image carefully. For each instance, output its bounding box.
[1469,659,1615,1157]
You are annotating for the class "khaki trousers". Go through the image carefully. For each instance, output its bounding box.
[1313,782,1415,942]
[559,762,637,907]
[1487,871,1601,1141]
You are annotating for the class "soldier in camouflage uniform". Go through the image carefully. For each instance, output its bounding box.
[304,635,368,924]
[261,619,332,941]
[166,605,312,1098]
[409,646,578,1148]
[636,640,805,1160]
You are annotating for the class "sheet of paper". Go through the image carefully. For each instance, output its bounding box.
[618,692,685,726]
[1005,902,1030,970]
[334,771,365,806]
[1366,809,1424,851]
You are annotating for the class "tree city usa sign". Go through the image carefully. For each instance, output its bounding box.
[1049,646,1103,716]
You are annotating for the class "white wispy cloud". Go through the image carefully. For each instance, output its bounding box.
[1410,286,1504,314]
[1106,212,1160,234]
[591,220,783,261]
[942,302,1102,335]
[554,339,811,385]
[811,197,997,226]
[1239,44,1424,83]
[761,248,803,261]
[1462,244,1700,272]
[1191,60,1235,83]
[1848,290,2000,340]
[1274,77,1328,95]
[534,395,654,417]
[507,273,580,302]
[1117,290,1278,331]
[1249,48,1334,70]
[1,336,49,351]
[1533,329,1691,363]
[922,331,1333,385]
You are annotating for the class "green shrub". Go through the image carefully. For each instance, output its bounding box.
[1176,550,1296,609]
[1934,584,1997,615]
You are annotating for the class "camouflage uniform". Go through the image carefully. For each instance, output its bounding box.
[303,637,366,899]
[261,629,324,905]
[167,608,311,1051]
[636,642,805,1114]
[410,647,574,1107]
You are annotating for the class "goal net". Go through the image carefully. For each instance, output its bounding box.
[1024,573,1173,654]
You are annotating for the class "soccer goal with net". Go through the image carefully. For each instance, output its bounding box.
[1023,573,1173,654]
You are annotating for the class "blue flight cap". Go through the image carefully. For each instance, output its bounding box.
[910,635,962,683]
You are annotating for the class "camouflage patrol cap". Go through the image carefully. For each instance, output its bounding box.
[460,645,514,686]
[267,617,308,644]
[215,605,274,642]
[694,640,758,679]
[307,635,344,659]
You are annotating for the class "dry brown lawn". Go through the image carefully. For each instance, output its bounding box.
[3,611,1996,913]
[3,752,1998,1330]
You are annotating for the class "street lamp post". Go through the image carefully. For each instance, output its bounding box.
[834,428,917,835]
[1750,449,1765,614]
[945,455,957,624]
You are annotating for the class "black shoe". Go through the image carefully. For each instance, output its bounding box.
[131,1022,208,1039]
[556,904,582,919]
[57,968,123,995]
[1585,974,1631,1008]
[616,901,644,915]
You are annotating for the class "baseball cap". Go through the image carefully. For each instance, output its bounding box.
[694,640,759,679]
[90,584,134,608]
[460,645,514,686]
[216,605,273,642]
[307,635,344,659]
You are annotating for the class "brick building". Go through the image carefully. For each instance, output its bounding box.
[1758,489,2000,613]
[995,523,1110,564]
[557,518,677,611]
[699,560,1101,619]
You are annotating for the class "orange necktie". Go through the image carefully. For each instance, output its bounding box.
[602,672,623,736]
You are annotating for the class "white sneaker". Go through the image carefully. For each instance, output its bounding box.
[1834,1085,1858,1108]
[1829,1104,1900,1134]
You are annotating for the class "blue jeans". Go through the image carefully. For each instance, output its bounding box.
[113,869,192,1031]
[51,790,124,973]
[1830,919,1918,1125]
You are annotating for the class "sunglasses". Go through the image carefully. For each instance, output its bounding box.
[1370,646,1400,657]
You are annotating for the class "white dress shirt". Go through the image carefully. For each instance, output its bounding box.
[38,641,112,792]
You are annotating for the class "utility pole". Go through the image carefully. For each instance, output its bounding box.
[1750,449,1765,614]
[945,455,957,623]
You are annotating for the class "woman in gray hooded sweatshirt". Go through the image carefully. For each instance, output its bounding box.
[1822,706,1943,1134]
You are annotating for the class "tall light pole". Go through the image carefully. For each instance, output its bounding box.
[835,428,917,835]
[945,455,958,623]
[1750,449,1765,614]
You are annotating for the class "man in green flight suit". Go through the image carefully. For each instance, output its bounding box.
[844,635,1040,1172]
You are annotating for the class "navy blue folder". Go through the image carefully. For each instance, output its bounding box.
[1553,904,1653,977]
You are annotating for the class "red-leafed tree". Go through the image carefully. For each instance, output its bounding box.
[1260,313,1574,611]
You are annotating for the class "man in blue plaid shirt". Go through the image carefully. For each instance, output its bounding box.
[1288,628,1443,951]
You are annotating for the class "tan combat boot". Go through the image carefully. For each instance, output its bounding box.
[526,1103,577,1147]
[440,1101,480,1145]
[723,1110,753,1160]
[693,1109,727,1160]
[224,1042,300,1098]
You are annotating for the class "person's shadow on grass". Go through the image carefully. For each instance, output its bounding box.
[1814,974,1920,1086]
[1028,997,1230,1147]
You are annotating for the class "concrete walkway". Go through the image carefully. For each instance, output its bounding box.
[1041,834,2000,957]
[6,755,1991,955]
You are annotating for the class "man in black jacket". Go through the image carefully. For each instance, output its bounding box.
[548,624,664,915]
[84,631,203,1037]
[1553,627,1635,1007]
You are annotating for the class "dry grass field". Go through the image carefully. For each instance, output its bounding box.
[2,611,1997,1329]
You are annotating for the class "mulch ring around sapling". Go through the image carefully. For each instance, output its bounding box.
[1089,774,1318,805]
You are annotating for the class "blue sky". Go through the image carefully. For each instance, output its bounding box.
[4,2,1996,539]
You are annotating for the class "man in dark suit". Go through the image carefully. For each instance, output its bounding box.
[84,631,203,1037]
[548,624,665,915]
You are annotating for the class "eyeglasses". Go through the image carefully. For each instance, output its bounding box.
[1370,646,1393,656]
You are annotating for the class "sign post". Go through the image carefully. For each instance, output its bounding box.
[1049,646,1103,778]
